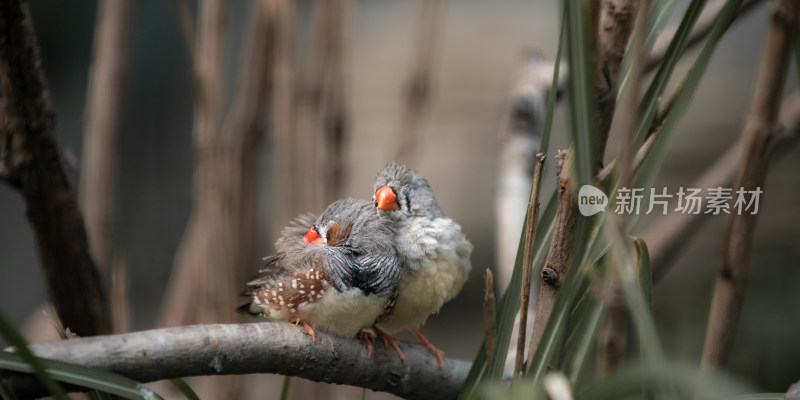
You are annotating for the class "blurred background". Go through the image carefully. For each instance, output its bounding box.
[1,0,799,398]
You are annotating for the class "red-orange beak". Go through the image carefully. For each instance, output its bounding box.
[302,226,324,245]
[376,185,399,211]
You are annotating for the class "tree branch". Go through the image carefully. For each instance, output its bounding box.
[0,0,111,337]
[646,0,764,71]
[644,92,800,283]
[4,323,470,400]
[701,0,799,368]
[80,0,135,334]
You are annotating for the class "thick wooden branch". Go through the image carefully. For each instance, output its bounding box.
[701,0,799,368]
[4,323,470,400]
[0,0,111,336]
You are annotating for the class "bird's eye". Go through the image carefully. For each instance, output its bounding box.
[303,226,324,245]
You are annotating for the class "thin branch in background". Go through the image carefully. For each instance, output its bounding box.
[646,0,764,71]
[110,255,132,334]
[6,323,471,400]
[598,0,649,374]
[515,153,545,376]
[483,268,497,364]
[293,0,351,214]
[272,0,299,231]
[80,0,134,334]
[393,0,443,164]
[0,0,111,337]
[701,0,799,368]
[321,0,350,206]
[158,1,274,397]
[646,92,800,283]
[595,0,639,162]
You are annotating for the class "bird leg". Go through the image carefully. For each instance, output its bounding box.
[358,329,376,357]
[373,327,406,364]
[290,317,316,342]
[411,328,444,373]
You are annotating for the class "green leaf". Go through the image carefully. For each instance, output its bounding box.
[576,362,751,400]
[460,192,557,395]
[634,237,653,312]
[633,0,709,148]
[168,378,199,400]
[0,312,68,400]
[0,352,164,400]
[635,0,745,189]
[564,0,599,185]
[615,0,680,109]
[563,281,604,384]
[601,219,664,363]
[280,376,292,400]
[540,8,566,156]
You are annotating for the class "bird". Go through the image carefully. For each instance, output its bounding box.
[239,198,403,355]
[371,162,473,370]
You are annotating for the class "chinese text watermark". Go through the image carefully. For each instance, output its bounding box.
[578,185,763,217]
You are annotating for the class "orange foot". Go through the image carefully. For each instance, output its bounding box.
[373,327,406,364]
[412,328,444,373]
[289,317,316,342]
[358,329,376,357]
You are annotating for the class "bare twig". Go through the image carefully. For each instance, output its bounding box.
[0,0,111,337]
[531,151,577,351]
[646,0,764,71]
[5,323,470,400]
[483,269,497,363]
[596,0,640,161]
[80,0,134,334]
[645,92,800,283]
[598,0,650,374]
[394,0,443,164]
[515,153,545,376]
[701,0,798,368]
[320,0,350,206]
[159,1,274,397]
[271,0,299,230]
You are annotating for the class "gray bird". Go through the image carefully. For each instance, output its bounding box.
[372,163,473,370]
[240,198,402,354]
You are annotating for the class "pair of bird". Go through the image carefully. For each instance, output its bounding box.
[239,163,473,370]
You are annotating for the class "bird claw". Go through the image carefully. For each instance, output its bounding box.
[373,327,406,364]
[412,328,444,373]
[358,329,376,357]
[290,317,316,342]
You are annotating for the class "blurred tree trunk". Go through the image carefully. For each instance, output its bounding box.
[157,0,274,397]
[80,0,135,334]
[0,0,111,337]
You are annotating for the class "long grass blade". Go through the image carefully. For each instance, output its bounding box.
[635,0,745,188]
[168,378,199,400]
[461,192,557,395]
[0,313,68,400]
[633,0,709,148]
[576,362,751,400]
[634,238,653,312]
[0,352,164,399]
[540,8,567,156]
[564,0,599,185]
